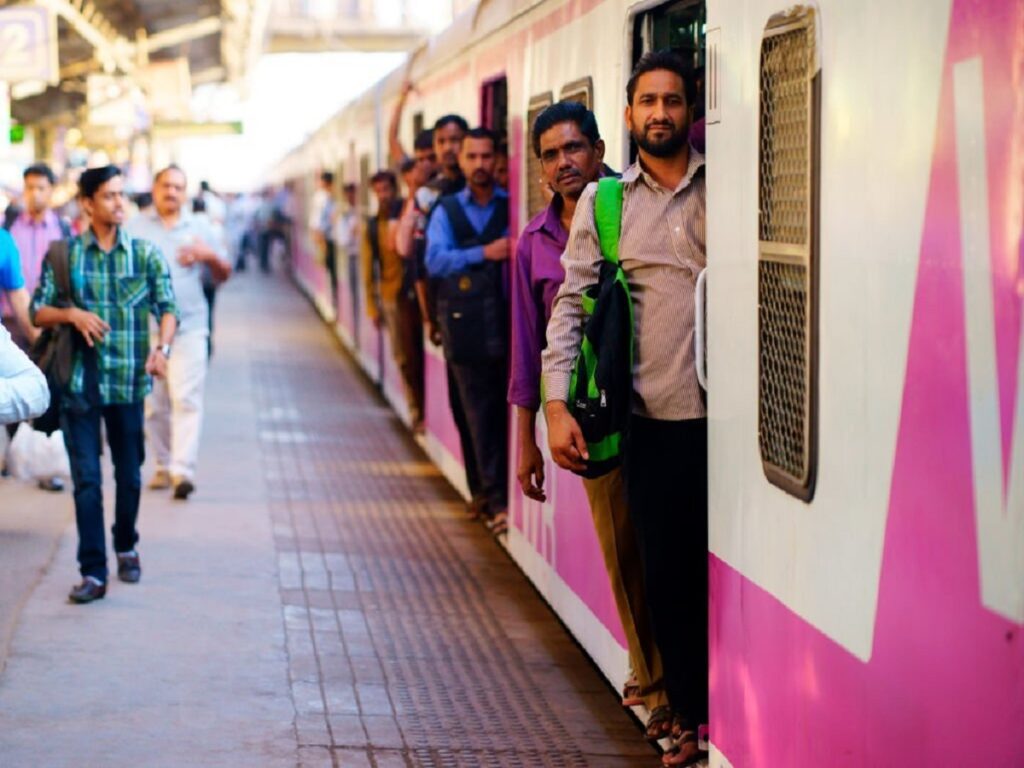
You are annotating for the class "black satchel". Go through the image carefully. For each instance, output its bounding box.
[30,240,76,391]
[434,194,508,365]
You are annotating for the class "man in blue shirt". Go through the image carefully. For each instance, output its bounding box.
[425,127,511,533]
[0,228,35,344]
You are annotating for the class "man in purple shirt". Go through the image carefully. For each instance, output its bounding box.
[509,101,669,721]
[7,164,68,305]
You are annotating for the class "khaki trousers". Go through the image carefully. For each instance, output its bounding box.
[583,467,668,710]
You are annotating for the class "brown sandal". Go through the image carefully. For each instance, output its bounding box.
[662,730,707,766]
[621,674,643,707]
[645,705,673,742]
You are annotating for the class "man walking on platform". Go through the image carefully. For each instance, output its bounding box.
[510,101,668,717]
[4,163,70,491]
[128,165,231,501]
[32,165,178,603]
[426,127,510,533]
[543,52,708,766]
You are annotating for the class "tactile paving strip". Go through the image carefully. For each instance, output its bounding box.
[245,279,653,768]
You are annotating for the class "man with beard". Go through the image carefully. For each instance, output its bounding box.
[410,114,491,520]
[510,100,668,720]
[542,51,707,767]
[426,127,510,534]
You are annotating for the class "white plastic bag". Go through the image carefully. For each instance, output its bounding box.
[7,423,69,480]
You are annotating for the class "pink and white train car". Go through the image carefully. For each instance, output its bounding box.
[275,0,1024,764]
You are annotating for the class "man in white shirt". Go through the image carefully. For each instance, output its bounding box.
[127,165,231,500]
[0,320,48,425]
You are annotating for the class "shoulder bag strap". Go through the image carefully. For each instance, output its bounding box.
[594,178,623,265]
[47,240,72,305]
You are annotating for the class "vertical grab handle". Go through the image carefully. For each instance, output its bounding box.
[695,267,708,390]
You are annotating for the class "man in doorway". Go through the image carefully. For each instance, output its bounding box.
[362,170,420,427]
[426,127,510,534]
[393,129,437,433]
[510,100,668,719]
[128,165,231,501]
[32,165,178,603]
[309,171,338,313]
[335,182,361,335]
[543,51,708,766]
[4,163,69,490]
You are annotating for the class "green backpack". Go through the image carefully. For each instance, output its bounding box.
[567,177,634,478]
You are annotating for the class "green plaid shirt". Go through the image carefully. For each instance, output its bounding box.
[31,227,178,405]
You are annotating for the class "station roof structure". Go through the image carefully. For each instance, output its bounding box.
[8,0,269,125]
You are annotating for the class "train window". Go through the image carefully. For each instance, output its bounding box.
[633,0,707,69]
[559,77,593,109]
[358,153,370,210]
[525,91,553,220]
[757,6,820,501]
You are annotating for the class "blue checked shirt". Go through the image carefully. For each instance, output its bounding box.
[31,227,178,405]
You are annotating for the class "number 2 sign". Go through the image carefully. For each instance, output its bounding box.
[0,7,58,85]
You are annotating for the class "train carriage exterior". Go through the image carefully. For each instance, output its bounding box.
[272,0,1024,764]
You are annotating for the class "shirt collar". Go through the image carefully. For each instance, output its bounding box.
[81,225,131,253]
[524,196,567,239]
[621,149,705,194]
[15,209,57,228]
[458,185,508,207]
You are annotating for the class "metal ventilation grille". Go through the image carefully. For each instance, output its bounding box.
[759,24,813,245]
[758,7,819,500]
[759,260,808,478]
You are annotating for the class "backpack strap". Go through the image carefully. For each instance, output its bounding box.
[46,239,72,305]
[594,178,623,265]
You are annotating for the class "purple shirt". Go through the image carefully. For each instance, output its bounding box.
[8,210,64,293]
[508,198,570,410]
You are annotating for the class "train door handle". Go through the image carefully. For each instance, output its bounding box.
[695,267,708,391]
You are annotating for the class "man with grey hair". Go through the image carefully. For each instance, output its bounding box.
[128,165,231,501]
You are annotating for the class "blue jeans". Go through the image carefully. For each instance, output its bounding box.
[61,400,145,582]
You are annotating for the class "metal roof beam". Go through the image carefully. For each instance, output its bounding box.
[141,17,224,55]
[34,0,136,74]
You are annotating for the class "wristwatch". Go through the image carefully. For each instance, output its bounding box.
[158,344,172,358]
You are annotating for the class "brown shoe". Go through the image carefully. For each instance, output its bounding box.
[68,577,106,604]
[172,477,195,500]
[149,469,171,490]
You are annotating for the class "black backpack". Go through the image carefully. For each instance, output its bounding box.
[433,194,508,365]
[566,178,634,478]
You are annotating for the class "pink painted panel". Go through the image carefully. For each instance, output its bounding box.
[423,349,466,464]
[710,3,1024,764]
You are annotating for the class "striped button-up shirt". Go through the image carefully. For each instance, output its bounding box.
[31,227,178,405]
[543,151,706,421]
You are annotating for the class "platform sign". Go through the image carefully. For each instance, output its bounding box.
[0,7,59,85]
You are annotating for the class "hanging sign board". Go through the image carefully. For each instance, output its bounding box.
[0,7,59,85]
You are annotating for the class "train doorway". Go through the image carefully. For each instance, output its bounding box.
[627,0,711,754]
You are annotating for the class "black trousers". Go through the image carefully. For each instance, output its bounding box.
[324,239,338,311]
[623,416,708,727]
[446,362,482,503]
[449,358,508,515]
